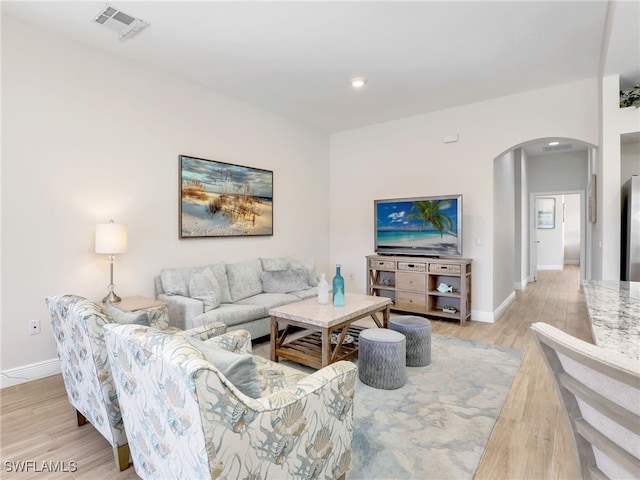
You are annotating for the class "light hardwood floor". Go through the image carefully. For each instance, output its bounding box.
[0,267,588,479]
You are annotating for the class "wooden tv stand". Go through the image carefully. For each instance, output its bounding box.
[366,254,472,325]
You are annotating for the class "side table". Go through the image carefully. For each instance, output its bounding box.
[102,296,169,330]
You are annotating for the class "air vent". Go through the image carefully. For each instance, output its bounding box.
[91,4,149,40]
[542,143,573,152]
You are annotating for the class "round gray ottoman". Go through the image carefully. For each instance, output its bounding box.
[389,316,432,366]
[358,328,406,389]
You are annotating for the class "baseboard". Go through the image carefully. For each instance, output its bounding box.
[493,291,516,322]
[514,277,529,291]
[471,309,495,323]
[0,358,60,389]
[564,260,580,265]
[537,265,564,271]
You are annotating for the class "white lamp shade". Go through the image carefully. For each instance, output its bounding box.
[95,222,127,254]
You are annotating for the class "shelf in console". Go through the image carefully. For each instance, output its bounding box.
[428,290,461,298]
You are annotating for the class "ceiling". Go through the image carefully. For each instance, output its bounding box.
[2,1,639,134]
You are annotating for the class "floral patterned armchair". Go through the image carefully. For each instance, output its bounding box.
[103,324,358,480]
[45,294,227,471]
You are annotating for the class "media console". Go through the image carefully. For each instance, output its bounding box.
[366,254,472,325]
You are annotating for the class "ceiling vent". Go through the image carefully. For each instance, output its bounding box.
[542,143,573,152]
[91,4,149,41]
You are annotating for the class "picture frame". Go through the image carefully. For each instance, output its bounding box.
[179,155,273,238]
[536,197,556,229]
[588,173,597,223]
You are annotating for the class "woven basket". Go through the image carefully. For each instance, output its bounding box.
[429,264,461,274]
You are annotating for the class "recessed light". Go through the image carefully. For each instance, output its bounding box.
[351,77,367,88]
[548,141,560,146]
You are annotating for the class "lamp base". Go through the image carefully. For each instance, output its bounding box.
[102,291,122,304]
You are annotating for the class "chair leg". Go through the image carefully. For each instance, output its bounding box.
[113,443,130,471]
[76,410,88,426]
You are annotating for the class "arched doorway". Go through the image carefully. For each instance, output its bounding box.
[492,137,596,319]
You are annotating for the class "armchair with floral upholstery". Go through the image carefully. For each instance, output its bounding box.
[45,294,227,471]
[103,324,358,480]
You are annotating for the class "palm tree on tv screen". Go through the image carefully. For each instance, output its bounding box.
[407,200,457,238]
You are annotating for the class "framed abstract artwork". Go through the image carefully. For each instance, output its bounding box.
[179,155,273,238]
[536,197,556,229]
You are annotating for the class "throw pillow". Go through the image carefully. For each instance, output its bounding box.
[160,269,188,296]
[260,268,310,294]
[105,303,150,326]
[260,256,290,272]
[288,257,319,287]
[188,269,221,312]
[183,334,262,399]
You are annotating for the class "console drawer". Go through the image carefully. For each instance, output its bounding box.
[396,272,427,291]
[398,261,426,272]
[396,291,426,312]
[370,259,396,269]
[429,263,461,274]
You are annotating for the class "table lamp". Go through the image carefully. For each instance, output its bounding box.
[95,220,127,303]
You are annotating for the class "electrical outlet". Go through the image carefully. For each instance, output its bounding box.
[29,320,40,335]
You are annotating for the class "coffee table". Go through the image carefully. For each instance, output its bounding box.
[269,293,391,369]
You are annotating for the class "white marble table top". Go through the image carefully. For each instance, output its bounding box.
[582,280,640,361]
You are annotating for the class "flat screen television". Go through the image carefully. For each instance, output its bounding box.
[374,194,463,257]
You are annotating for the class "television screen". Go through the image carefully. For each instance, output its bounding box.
[374,194,462,257]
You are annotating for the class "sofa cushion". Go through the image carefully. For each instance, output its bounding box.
[195,303,267,328]
[237,293,301,310]
[188,269,221,312]
[226,259,263,302]
[260,268,309,294]
[105,303,151,326]
[184,335,261,399]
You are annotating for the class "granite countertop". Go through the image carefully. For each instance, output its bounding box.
[582,280,640,361]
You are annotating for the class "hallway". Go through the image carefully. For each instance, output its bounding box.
[435,265,591,479]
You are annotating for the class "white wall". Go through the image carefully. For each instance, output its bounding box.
[329,79,599,321]
[527,151,589,192]
[493,151,516,314]
[518,149,530,287]
[599,75,640,280]
[621,140,640,184]
[564,194,581,265]
[1,16,330,381]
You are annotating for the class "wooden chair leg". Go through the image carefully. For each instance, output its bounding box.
[76,409,88,426]
[113,443,130,471]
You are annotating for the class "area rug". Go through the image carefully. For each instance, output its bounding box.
[348,334,522,479]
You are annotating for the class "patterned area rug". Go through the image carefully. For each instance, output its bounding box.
[349,334,522,479]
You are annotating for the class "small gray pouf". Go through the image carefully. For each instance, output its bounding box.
[358,328,406,390]
[389,316,432,367]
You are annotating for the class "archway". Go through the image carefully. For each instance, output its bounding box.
[492,137,596,320]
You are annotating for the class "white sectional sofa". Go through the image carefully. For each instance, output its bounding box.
[155,256,319,339]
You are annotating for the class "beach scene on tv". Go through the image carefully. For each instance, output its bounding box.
[180,156,273,237]
[376,199,459,255]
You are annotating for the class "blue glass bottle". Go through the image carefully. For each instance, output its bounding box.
[332,264,345,307]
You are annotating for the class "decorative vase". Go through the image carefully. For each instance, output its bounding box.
[318,273,329,305]
[332,264,345,307]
